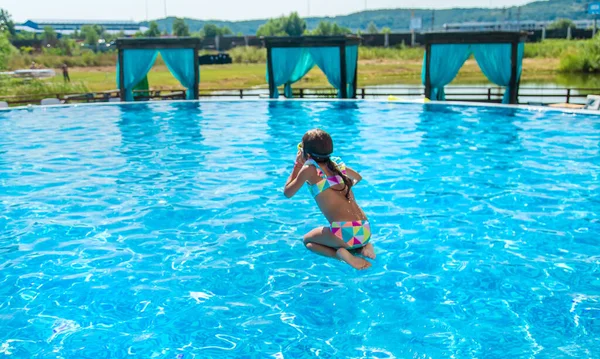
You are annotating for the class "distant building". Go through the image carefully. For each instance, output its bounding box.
[443,20,595,32]
[17,19,147,35]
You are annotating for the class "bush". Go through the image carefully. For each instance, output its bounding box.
[19,46,33,54]
[228,46,266,64]
[0,76,89,97]
[523,39,579,58]
[6,50,117,70]
[559,52,586,72]
[359,45,424,61]
[558,36,600,73]
[0,31,18,69]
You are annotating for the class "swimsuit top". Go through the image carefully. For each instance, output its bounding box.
[304,157,347,198]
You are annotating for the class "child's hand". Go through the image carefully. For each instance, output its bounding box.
[295,150,305,166]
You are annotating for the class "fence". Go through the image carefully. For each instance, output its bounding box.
[1,86,596,107]
[199,29,594,51]
[11,28,596,53]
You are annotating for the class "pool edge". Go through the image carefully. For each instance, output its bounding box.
[1,99,599,117]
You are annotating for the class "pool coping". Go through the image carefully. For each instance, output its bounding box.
[2,98,600,117]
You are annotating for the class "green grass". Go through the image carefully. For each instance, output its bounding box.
[359,46,424,61]
[0,77,89,97]
[29,57,561,92]
[557,37,600,73]
[524,39,581,58]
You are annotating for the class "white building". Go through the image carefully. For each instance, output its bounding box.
[443,20,595,32]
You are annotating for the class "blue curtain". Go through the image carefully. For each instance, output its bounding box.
[310,47,342,97]
[284,49,315,98]
[267,46,359,99]
[267,48,305,98]
[472,43,524,104]
[421,44,471,101]
[160,49,198,100]
[345,45,359,98]
[118,49,158,102]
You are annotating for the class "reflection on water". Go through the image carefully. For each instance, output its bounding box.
[207,77,598,104]
[366,82,596,104]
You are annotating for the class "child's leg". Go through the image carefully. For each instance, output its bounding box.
[304,227,371,270]
[304,242,338,258]
[359,242,376,259]
[336,248,371,270]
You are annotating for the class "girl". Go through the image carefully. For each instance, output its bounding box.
[284,129,375,270]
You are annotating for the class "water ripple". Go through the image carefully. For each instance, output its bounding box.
[0,101,599,358]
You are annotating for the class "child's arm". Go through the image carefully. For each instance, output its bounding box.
[345,166,362,185]
[284,163,309,198]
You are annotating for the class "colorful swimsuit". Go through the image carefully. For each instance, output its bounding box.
[305,158,372,250]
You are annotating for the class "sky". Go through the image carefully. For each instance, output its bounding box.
[3,0,535,22]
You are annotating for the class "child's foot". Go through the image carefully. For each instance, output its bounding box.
[337,248,372,270]
[359,243,376,259]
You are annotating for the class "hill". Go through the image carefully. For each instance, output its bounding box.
[142,0,592,35]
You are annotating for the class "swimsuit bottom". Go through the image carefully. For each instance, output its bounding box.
[330,220,371,250]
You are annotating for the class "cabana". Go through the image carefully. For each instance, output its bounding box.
[422,32,527,104]
[263,36,361,99]
[116,38,201,102]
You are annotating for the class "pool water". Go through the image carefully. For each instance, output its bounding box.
[1,101,599,358]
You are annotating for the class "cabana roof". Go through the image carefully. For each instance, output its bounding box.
[423,31,528,45]
[116,37,201,50]
[262,35,361,48]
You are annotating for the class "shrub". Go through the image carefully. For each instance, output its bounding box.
[228,46,266,64]
[558,36,600,73]
[0,31,18,69]
[0,76,89,97]
[359,45,424,61]
[523,39,580,58]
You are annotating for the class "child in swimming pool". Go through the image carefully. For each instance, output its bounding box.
[284,129,375,270]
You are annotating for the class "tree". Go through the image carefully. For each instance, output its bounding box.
[81,25,100,46]
[0,8,15,36]
[282,12,306,36]
[381,27,392,34]
[56,38,75,56]
[172,18,190,37]
[0,31,18,70]
[256,12,306,37]
[92,25,105,38]
[256,18,286,36]
[13,31,36,41]
[201,24,233,37]
[367,21,378,34]
[43,26,58,46]
[145,21,161,37]
[221,26,233,36]
[331,23,352,35]
[547,18,576,31]
[311,21,352,36]
[202,24,220,37]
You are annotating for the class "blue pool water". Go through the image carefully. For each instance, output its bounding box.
[1,101,599,358]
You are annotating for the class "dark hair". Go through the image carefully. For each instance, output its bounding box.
[302,129,353,199]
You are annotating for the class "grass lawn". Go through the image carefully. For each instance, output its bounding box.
[41,58,566,95]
